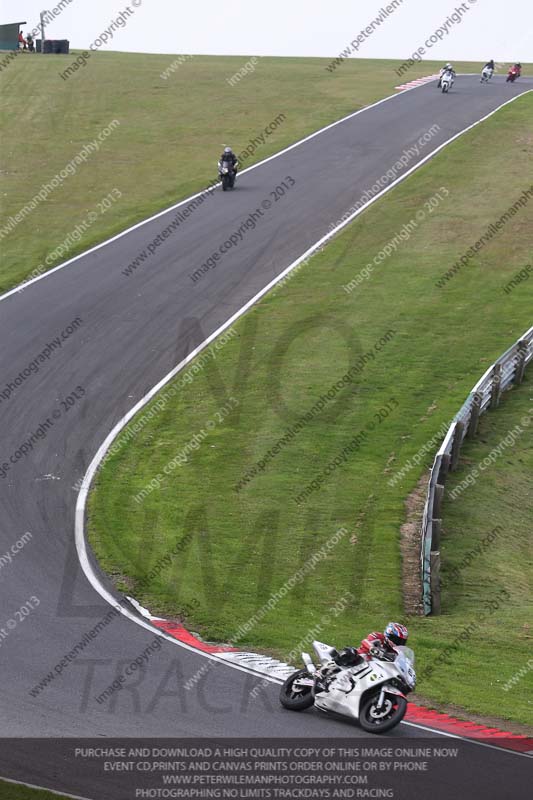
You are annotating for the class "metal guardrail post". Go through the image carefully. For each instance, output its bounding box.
[468,393,482,438]
[490,363,503,408]
[433,484,445,518]
[514,340,528,385]
[422,518,433,616]
[438,453,451,483]
[431,519,442,550]
[450,421,465,470]
[430,552,441,615]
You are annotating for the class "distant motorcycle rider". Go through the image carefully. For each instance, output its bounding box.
[219,146,238,174]
[506,63,522,82]
[438,63,455,88]
[481,60,495,82]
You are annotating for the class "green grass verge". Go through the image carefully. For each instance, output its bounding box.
[2,52,529,293]
[0,780,74,799]
[431,375,533,724]
[88,85,533,726]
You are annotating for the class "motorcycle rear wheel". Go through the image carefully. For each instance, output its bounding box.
[279,669,315,711]
[358,692,407,733]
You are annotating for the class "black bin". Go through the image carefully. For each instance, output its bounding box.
[43,39,70,54]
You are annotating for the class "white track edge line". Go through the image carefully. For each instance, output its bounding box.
[29,86,523,752]
[400,720,533,758]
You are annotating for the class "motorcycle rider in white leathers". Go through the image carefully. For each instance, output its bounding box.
[438,63,456,88]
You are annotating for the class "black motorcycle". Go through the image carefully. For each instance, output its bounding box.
[218,160,236,191]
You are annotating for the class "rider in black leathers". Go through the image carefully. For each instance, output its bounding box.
[219,146,238,174]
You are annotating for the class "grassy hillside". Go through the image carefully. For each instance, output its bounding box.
[87,85,533,726]
[429,375,533,723]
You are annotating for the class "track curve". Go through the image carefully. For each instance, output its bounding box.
[0,76,532,797]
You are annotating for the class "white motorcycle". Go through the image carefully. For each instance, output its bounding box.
[279,640,416,733]
[440,69,454,93]
[481,66,494,83]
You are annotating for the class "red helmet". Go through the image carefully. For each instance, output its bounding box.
[384,622,408,647]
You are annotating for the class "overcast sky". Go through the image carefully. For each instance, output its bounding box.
[10,0,533,61]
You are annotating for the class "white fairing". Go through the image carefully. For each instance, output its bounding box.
[313,647,416,720]
[395,646,416,689]
[312,640,338,664]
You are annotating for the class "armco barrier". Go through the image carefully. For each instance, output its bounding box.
[421,325,533,615]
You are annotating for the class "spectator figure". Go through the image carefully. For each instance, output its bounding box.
[26,33,35,52]
[18,31,27,50]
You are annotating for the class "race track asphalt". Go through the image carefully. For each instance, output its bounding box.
[0,75,531,798]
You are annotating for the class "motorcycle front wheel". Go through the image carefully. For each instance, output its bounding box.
[358,692,407,733]
[279,669,315,711]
